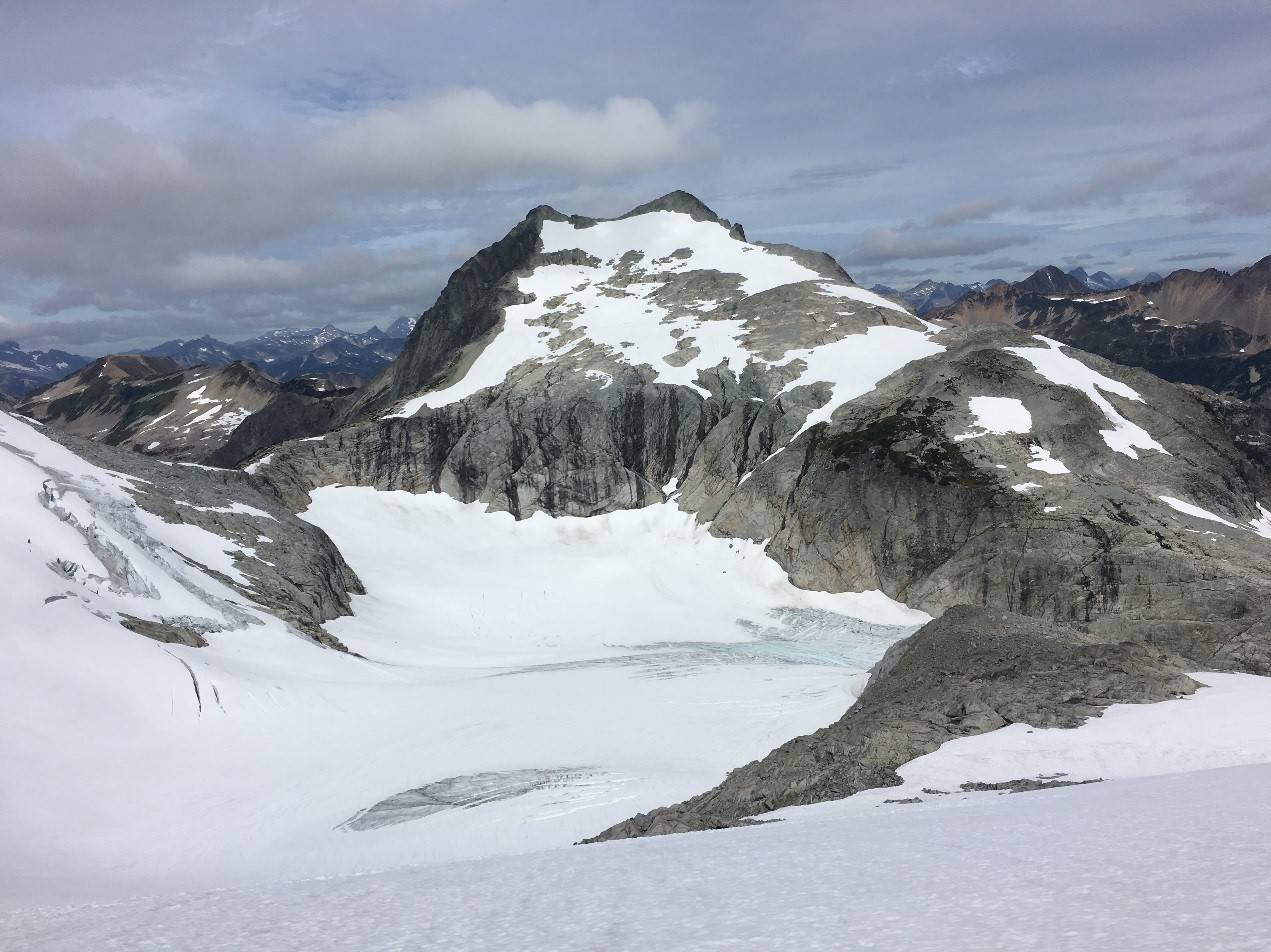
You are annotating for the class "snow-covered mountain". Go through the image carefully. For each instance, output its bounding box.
[8,192,1271,942]
[0,340,89,400]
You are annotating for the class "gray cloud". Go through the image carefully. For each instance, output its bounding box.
[852,265,928,281]
[850,225,1035,266]
[0,89,711,344]
[2,244,451,351]
[787,161,898,188]
[1030,157,1177,211]
[1187,166,1271,220]
[927,198,1010,228]
[970,257,1032,272]
[1186,115,1271,156]
[315,91,713,191]
[1161,251,1235,262]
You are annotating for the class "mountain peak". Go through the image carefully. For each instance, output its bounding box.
[618,190,724,225]
[1016,266,1089,296]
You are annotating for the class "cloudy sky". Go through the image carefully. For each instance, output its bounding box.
[2,0,1268,353]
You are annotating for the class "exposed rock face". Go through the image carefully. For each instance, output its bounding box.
[18,358,280,461]
[708,326,1271,668]
[337,207,567,421]
[245,196,1271,663]
[258,318,1271,672]
[1140,256,1271,343]
[1015,265,1090,296]
[339,190,818,423]
[583,605,1198,840]
[1188,386,1271,473]
[934,254,1271,359]
[40,428,363,645]
[206,380,354,470]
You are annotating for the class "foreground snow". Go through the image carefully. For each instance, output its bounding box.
[9,408,1271,948]
[7,762,1271,951]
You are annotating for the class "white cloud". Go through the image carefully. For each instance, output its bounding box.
[315,90,713,189]
[0,89,713,345]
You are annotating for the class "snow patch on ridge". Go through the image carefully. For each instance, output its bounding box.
[1156,495,1271,546]
[779,326,945,437]
[800,672,1271,815]
[1006,336,1167,459]
[816,281,910,314]
[954,396,1032,441]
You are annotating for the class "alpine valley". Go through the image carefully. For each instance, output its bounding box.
[6,193,1271,948]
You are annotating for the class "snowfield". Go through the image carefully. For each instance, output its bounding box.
[1006,336,1168,459]
[6,761,1271,951]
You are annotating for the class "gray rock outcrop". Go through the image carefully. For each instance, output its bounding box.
[584,606,1197,841]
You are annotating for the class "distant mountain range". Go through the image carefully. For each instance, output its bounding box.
[15,355,357,463]
[874,267,1145,315]
[1067,267,1131,292]
[926,255,1271,414]
[0,315,418,402]
[0,342,89,401]
[139,315,419,384]
[869,279,1007,315]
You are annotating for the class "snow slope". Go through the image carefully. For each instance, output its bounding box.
[8,760,1271,951]
[10,411,1271,948]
